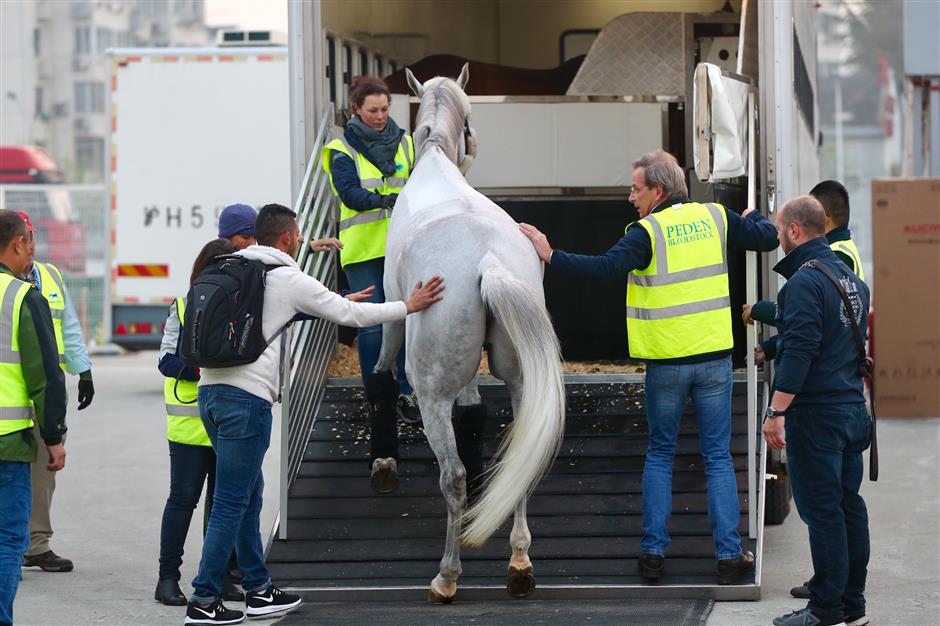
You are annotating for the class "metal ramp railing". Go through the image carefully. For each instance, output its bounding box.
[278,102,340,540]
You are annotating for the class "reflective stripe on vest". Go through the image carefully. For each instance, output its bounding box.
[322,134,414,268]
[626,202,733,360]
[163,297,210,447]
[0,274,36,435]
[830,239,865,281]
[34,262,67,368]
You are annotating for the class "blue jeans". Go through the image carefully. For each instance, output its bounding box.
[344,258,411,394]
[786,403,870,623]
[642,356,742,560]
[191,385,272,604]
[0,461,30,626]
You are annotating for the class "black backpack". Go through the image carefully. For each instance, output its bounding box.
[179,254,289,368]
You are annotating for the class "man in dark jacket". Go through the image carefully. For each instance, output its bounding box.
[0,210,67,626]
[763,196,871,626]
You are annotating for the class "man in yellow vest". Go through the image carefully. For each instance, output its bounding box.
[521,149,779,584]
[15,212,93,574]
[0,210,67,626]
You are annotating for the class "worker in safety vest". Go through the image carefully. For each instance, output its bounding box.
[154,238,244,607]
[745,180,865,367]
[743,181,867,602]
[15,211,92,574]
[321,75,419,492]
[520,149,779,585]
[0,210,67,626]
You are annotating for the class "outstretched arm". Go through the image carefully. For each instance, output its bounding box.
[520,222,653,281]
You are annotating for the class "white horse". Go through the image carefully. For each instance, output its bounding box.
[372,65,566,602]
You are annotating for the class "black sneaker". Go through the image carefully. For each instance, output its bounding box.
[396,392,422,425]
[184,598,244,625]
[637,553,664,580]
[245,584,302,619]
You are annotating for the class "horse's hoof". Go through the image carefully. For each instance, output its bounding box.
[427,588,456,604]
[507,564,536,597]
[370,458,399,494]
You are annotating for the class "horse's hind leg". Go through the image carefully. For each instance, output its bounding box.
[421,395,466,604]
[367,321,406,494]
[507,500,535,597]
[486,328,536,597]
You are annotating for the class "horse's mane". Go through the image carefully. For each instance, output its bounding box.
[413,78,470,166]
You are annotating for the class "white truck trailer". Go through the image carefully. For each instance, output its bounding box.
[107,47,290,349]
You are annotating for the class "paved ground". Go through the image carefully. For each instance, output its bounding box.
[12,352,940,626]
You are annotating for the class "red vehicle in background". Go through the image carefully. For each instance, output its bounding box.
[0,145,85,273]
[0,145,65,183]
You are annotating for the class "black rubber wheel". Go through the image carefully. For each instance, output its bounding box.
[764,466,792,525]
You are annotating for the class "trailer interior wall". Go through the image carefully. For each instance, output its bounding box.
[321,0,741,68]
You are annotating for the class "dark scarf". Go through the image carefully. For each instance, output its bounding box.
[347,116,403,177]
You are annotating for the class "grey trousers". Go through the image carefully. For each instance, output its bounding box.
[26,423,57,556]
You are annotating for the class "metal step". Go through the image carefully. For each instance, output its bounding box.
[268,380,763,601]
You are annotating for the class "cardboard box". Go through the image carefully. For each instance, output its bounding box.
[872,178,940,418]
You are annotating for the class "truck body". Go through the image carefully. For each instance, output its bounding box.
[107,47,290,349]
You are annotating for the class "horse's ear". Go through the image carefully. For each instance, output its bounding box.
[405,68,424,97]
[456,63,470,91]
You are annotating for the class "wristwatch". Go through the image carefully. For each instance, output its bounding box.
[764,406,786,420]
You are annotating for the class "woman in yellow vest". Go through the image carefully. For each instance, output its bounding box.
[155,238,242,606]
[322,76,420,425]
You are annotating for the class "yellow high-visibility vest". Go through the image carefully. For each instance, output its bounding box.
[163,298,210,447]
[0,273,36,436]
[830,238,865,281]
[626,202,732,360]
[34,261,67,370]
[321,134,414,268]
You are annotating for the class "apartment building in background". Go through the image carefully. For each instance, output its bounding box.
[1,0,213,183]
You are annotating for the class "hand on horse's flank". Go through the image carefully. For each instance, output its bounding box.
[519,223,553,263]
[405,275,445,313]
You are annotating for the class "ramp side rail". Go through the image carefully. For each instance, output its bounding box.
[279,102,339,540]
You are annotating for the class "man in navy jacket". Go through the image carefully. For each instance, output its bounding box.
[763,196,872,626]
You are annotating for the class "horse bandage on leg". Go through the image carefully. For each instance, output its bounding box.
[366,370,399,462]
[455,404,486,503]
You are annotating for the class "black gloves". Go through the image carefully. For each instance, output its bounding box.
[380,194,399,210]
[78,369,94,410]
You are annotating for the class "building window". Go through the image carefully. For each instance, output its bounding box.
[96,27,113,53]
[74,26,92,54]
[76,138,105,181]
[74,82,105,113]
[35,86,44,117]
[33,28,41,57]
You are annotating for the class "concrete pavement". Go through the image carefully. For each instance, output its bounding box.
[11,352,940,625]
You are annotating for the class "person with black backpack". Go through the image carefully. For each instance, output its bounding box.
[183,204,444,625]
[763,196,873,626]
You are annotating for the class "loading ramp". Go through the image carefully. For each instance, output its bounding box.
[267,376,765,601]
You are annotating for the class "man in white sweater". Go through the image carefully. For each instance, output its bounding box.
[186,204,443,625]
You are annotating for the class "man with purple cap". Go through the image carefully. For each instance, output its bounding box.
[218,204,257,250]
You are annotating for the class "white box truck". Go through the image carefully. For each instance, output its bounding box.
[107,47,290,349]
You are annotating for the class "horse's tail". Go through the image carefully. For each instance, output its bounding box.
[461,263,565,547]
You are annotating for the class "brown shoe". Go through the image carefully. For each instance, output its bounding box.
[23,550,73,572]
[716,550,754,584]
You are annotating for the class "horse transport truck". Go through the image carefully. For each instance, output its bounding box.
[106,44,291,350]
[281,0,817,602]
